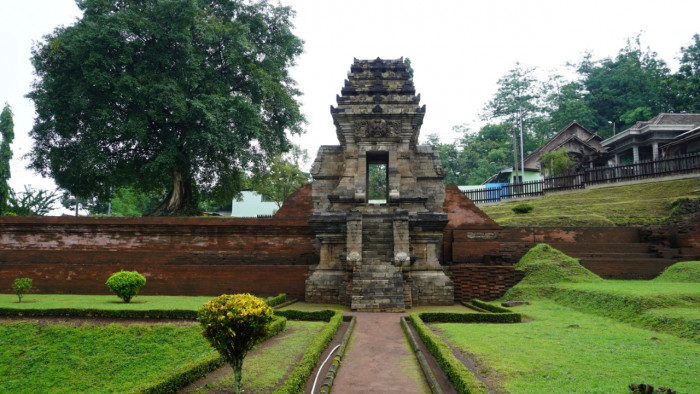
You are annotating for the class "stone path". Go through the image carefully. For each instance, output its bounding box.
[331,312,430,393]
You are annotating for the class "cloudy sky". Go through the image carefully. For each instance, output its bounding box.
[1,0,699,211]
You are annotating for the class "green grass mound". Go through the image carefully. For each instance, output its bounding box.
[503,243,601,300]
[653,261,700,283]
[513,243,602,286]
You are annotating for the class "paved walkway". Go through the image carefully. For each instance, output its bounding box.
[331,312,429,393]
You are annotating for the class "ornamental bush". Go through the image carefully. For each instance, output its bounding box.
[512,202,534,214]
[12,278,32,303]
[105,270,146,303]
[198,294,274,394]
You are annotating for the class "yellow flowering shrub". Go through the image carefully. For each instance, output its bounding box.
[197,293,274,394]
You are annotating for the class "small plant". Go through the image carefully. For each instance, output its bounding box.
[198,294,274,394]
[105,270,146,303]
[512,203,534,214]
[12,278,32,303]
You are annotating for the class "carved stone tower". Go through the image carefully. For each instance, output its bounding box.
[305,58,454,311]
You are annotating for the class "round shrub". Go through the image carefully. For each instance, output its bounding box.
[198,294,274,394]
[105,270,146,303]
[12,278,32,303]
[512,203,534,214]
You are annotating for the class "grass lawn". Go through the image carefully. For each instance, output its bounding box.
[0,293,214,311]
[192,320,326,393]
[480,177,700,226]
[432,300,700,393]
[0,321,214,393]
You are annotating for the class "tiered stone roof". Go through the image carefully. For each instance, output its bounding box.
[331,57,425,147]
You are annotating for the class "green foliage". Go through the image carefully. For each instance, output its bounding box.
[274,308,337,322]
[409,313,488,393]
[198,294,274,394]
[470,299,513,314]
[417,311,521,324]
[249,147,310,208]
[669,34,700,112]
[653,261,700,283]
[367,163,387,200]
[575,35,672,137]
[105,270,146,303]
[265,293,287,307]
[511,202,534,214]
[403,57,414,78]
[27,0,305,215]
[273,310,343,394]
[540,148,575,177]
[5,186,58,216]
[11,278,32,303]
[0,104,13,215]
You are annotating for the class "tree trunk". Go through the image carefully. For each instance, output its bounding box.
[231,358,243,394]
[149,165,199,216]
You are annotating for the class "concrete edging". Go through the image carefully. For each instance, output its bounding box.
[401,316,444,394]
[319,315,357,393]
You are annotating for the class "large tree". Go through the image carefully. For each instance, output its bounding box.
[481,63,544,180]
[670,34,700,112]
[0,104,13,214]
[576,36,671,137]
[27,0,304,215]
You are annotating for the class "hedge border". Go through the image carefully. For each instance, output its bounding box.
[418,312,521,324]
[135,315,288,394]
[470,299,513,314]
[0,308,198,320]
[273,310,344,393]
[409,313,487,394]
[0,293,290,320]
[401,316,443,394]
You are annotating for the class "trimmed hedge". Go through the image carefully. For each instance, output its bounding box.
[135,315,287,394]
[0,308,198,320]
[409,314,487,394]
[274,309,336,322]
[0,293,289,320]
[266,294,287,307]
[419,312,521,324]
[273,310,343,393]
[470,299,513,314]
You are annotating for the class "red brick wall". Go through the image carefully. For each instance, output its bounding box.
[0,185,318,298]
[450,265,525,301]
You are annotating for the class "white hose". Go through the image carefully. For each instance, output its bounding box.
[311,344,341,394]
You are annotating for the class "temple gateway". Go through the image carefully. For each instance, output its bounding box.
[305,58,454,311]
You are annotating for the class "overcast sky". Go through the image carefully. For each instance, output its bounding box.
[1,0,699,213]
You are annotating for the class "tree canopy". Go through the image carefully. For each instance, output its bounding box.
[27,0,305,215]
[435,33,700,186]
[0,104,13,214]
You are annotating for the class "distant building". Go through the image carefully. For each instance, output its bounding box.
[482,167,541,184]
[523,121,607,175]
[602,113,700,163]
[230,191,278,217]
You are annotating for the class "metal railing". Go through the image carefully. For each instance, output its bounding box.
[463,152,700,204]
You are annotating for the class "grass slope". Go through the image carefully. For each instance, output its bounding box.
[433,301,700,393]
[0,322,214,393]
[653,260,700,283]
[480,177,700,226]
[504,248,700,342]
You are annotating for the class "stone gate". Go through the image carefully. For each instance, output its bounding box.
[305,58,454,311]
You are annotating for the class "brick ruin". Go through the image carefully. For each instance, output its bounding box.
[305,58,454,311]
[2,59,698,304]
